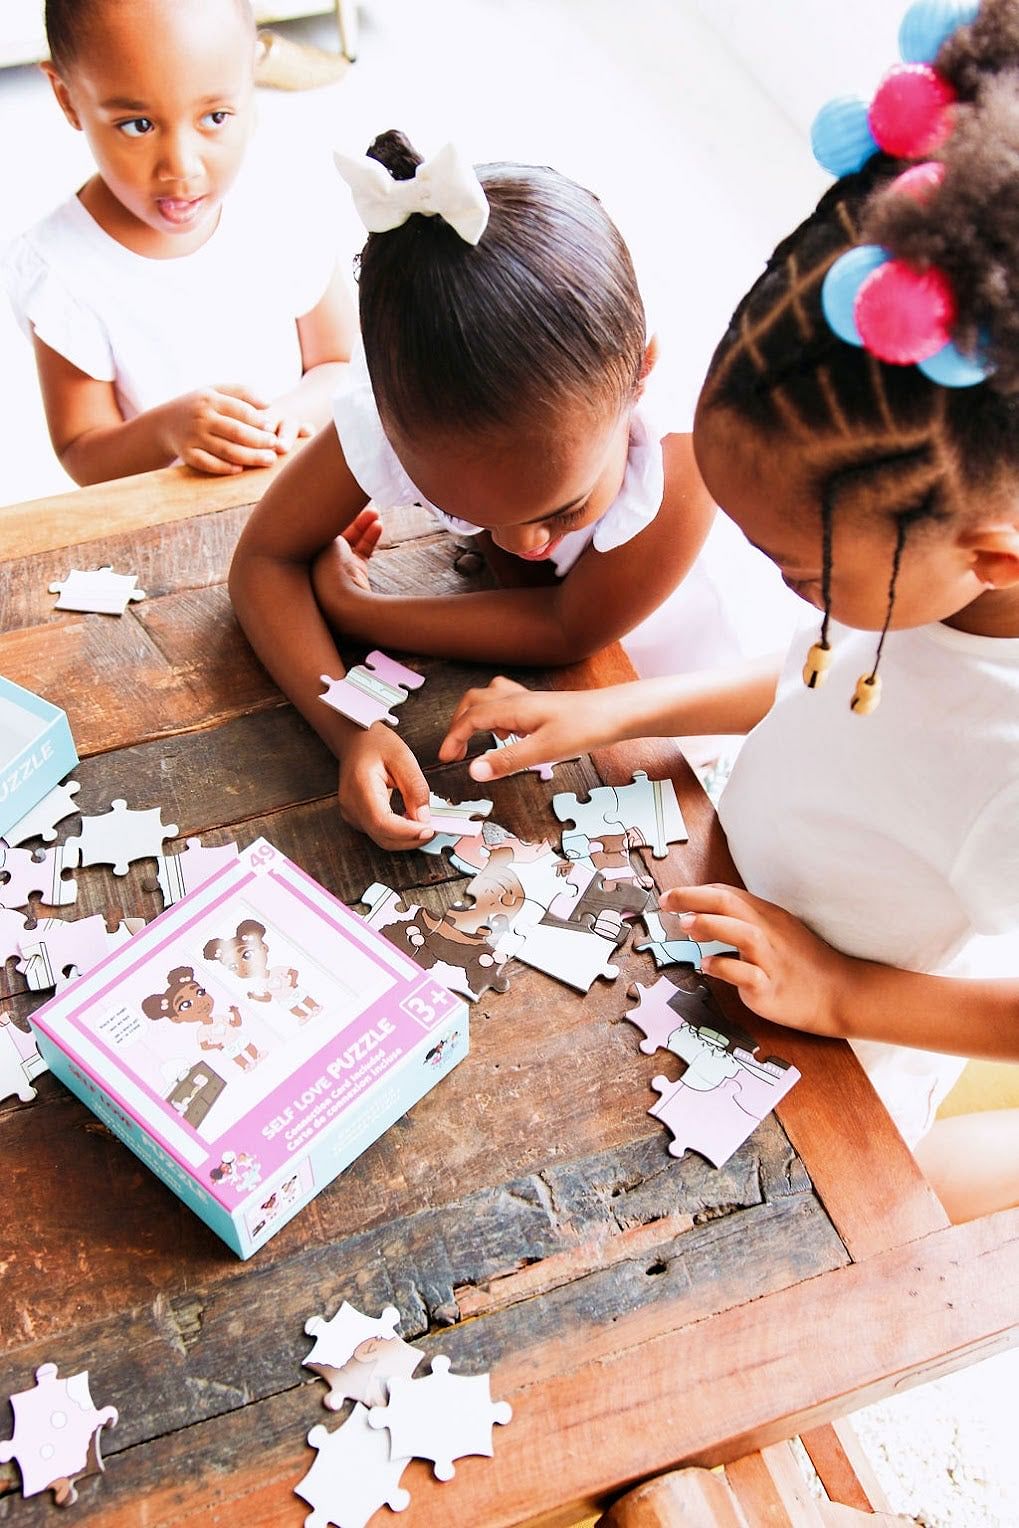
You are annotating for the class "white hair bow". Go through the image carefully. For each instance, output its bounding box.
[333,142,490,246]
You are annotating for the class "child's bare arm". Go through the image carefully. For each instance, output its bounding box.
[229,425,432,849]
[33,332,288,485]
[663,883,1019,1064]
[313,433,715,666]
[263,266,358,449]
[439,660,781,780]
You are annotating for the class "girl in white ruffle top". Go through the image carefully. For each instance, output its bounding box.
[230,130,793,850]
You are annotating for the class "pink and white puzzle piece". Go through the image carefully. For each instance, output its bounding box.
[62,800,179,877]
[624,976,723,1055]
[17,916,142,993]
[145,837,240,910]
[0,907,32,966]
[303,1301,422,1412]
[367,1355,512,1482]
[49,566,145,616]
[319,651,425,729]
[0,1362,118,1507]
[0,843,77,910]
[295,1404,411,1528]
[419,793,493,846]
[0,1012,48,1104]
[553,771,687,861]
[3,780,81,846]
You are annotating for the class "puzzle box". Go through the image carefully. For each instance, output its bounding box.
[29,838,468,1257]
[0,677,78,842]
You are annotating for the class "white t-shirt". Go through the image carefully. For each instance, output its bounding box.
[2,161,338,419]
[332,345,799,681]
[719,615,1019,1144]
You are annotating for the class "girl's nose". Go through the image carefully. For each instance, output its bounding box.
[499,521,552,556]
[158,131,203,184]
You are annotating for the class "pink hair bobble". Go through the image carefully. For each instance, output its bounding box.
[823,245,955,366]
[868,65,956,158]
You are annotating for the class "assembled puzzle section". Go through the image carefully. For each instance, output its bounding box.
[28,839,469,1257]
[553,770,687,862]
[359,882,511,1001]
[319,650,425,729]
[635,903,739,971]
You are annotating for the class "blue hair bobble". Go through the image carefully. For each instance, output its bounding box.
[811,97,878,178]
[821,246,889,346]
[899,0,981,65]
[917,337,991,386]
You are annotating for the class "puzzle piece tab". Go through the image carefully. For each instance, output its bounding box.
[0,1012,48,1104]
[554,770,686,860]
[0,1362,117,1506]
[49,566,146,616]
[0,907,33,965]
[3,780,81,846]
[418,793,493,855]
[295,1405,411,1528]
[62,799,179,877]
[624,976,722,1055]
[368,1354,511,1481]
[635,906,738,971]
[359,883,511,1000]
[319,651,425,729]
[17,916,142,993]
[143,837,240,910]
[0,843,77,910]
[304,1301,423,1411]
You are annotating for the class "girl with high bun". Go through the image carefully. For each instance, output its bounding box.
[230,131,789,851]
[442,0,1019,1220]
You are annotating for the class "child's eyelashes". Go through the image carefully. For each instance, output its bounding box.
[552,501,591,529]
[118,117,155,138]
[201,110,233,129]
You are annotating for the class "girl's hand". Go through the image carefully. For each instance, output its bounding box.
[338,725,435,851]
[160,383,284,474]
[660,884,852,1038]
[312,510,384,617]
[262,405,314,455]
[439,678,610,781]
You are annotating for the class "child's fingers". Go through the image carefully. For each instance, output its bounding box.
[209,412,281,451]
[661,883,755,920]
[216,383,272,412]
[205,434,281,469]
[468,732,548,782]
[182,448,244,476]
[699,952,767,1001]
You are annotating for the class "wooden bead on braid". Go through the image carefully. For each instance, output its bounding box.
[802,639,834,689]
[850,672,882,714]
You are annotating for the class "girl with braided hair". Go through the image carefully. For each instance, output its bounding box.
[442,0,1019,1220]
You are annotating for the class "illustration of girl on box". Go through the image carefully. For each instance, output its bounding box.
[142,966,265,1073]
[202,919,324,1024]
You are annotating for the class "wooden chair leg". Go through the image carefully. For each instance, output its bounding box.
[335,0,359,59]
[799,1419,894,1514]
[596,1467,750,1528]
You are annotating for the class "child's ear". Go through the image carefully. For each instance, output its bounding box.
[962,523,1019,590]
[40,62,82,130]
[633,334,660,402]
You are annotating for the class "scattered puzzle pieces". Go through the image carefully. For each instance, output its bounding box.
[17,916,142,993]
[0,843,77,910]
[319,651,425,730]
[304,1302,422,1412]
[143,837,240,910]
[648,1010,801,1168]
[368,1355,511,1482]
[296,1404,411,1528]
[62,799,179,877]
[49,566,146,616]
[3,780,81,846]
[635,905,738,971]
[359,883,511,1001]
[0,1362,117,1506]
[0,1011,48,1104]
[553,771,687,860]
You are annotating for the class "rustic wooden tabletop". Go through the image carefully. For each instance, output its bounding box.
[1,461,1017,1527]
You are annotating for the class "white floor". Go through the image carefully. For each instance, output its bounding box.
[0,2,1016,1521]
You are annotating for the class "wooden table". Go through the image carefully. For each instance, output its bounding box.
[2,462,1017,1527]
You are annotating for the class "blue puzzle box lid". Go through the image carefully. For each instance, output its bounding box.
[0,677,78,840]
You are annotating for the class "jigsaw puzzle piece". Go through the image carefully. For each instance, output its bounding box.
[418,794,493,858]
[0,1011,48,1104]
[635,906,738,971]
[610,771,688,857]
[319,650,425,729]
[3,780,81,846]
[295,1404,411,1528]
[0,843,77,910]
[359,883,511,1000]
[624,976,721,1054]
[143,837,240,909]
[367,1355,511,1482]
[49,566,146,616]
[17,915,141,993]
[0,1362,117,1506]
[62,799,179,877]
[489,732,579,781]
[304,1300,423,1411]
[545,864,650,947]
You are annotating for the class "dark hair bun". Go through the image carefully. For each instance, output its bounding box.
[366,130,423,183]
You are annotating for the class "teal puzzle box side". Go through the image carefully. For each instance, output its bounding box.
[0,677,78,839]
